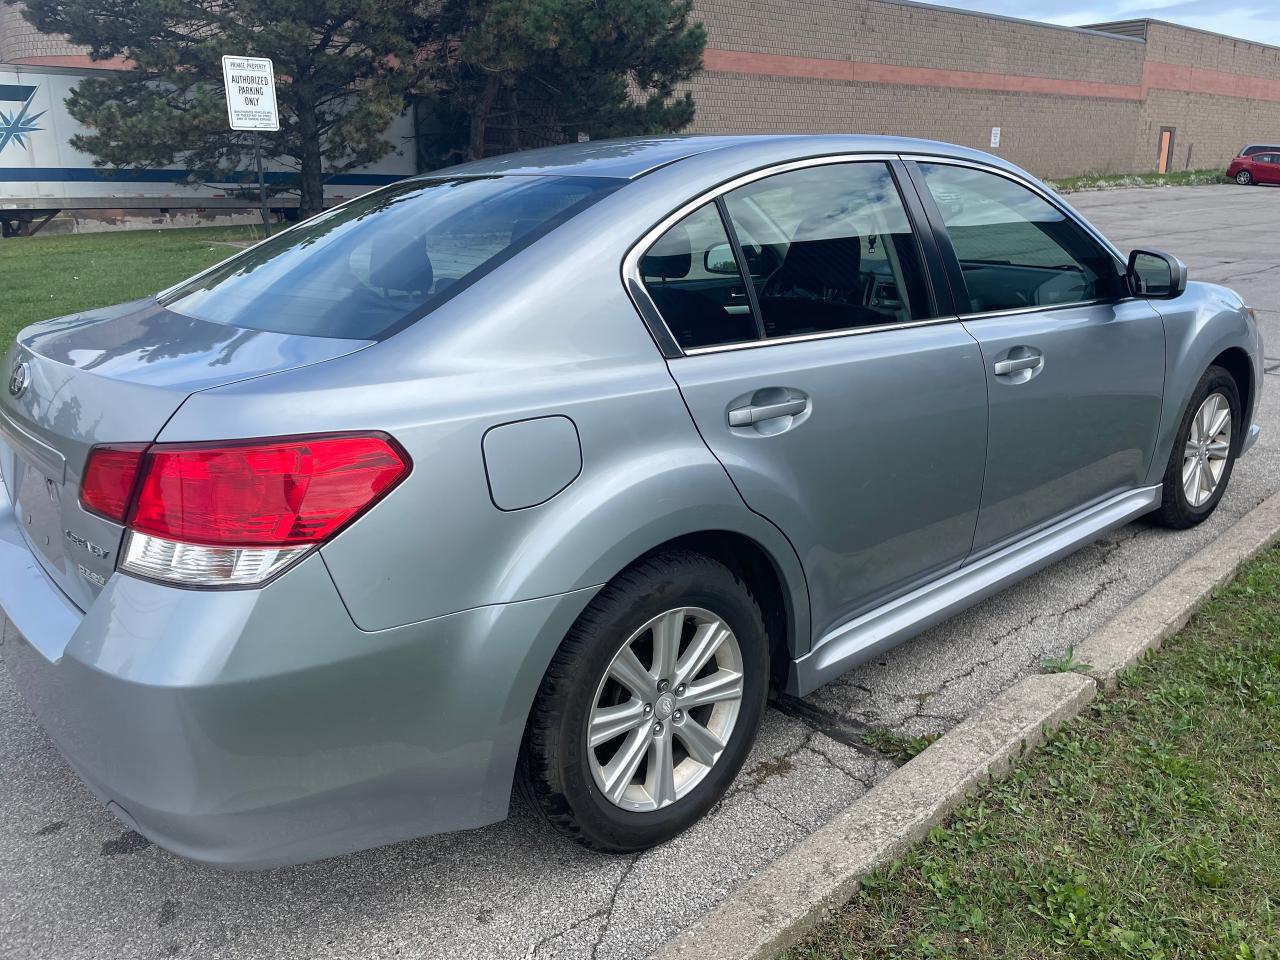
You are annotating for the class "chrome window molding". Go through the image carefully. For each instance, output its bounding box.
[682,315,961,355]
[954,296,1144,323]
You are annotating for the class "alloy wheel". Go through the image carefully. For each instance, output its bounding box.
[1182,391,1232,508]
[587,607,745,812]
[1236,171,1252,184]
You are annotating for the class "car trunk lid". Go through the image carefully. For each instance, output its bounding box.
[0,298,371,611]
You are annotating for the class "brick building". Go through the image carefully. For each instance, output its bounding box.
[685,2,1280,177]
[4,0,1280,179]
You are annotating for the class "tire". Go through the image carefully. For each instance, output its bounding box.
[518,549,770,851]
[1152,365,1241,529]
[1236,170,1253,185]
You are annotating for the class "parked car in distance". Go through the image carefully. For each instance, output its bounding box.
[0,135,1264,868]
[1227,151,1280,185]
[1237,143,1280,158]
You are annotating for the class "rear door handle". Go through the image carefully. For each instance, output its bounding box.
[727,397,808,427]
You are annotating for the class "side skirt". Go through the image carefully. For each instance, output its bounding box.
[787,485,1162,696]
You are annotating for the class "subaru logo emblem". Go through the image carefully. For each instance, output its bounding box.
[8,361,30,398]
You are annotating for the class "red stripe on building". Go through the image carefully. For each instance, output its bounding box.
[705,47,1280,105]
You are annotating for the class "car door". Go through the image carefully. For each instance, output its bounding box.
[631,159,989,641]
[906,159,1166,555]
[1259,155,1280,184]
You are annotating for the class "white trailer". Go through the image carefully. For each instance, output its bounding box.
[1,64,417,236]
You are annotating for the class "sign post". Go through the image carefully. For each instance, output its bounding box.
[221,55,279,237]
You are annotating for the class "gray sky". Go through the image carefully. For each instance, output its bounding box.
[921,0,1280,48]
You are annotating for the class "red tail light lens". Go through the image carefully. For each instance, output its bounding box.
[129,434,410,547]
[80,444,148,523]
[80,433,410,587]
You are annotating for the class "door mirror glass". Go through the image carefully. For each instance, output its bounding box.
[1127,249,1187,299]
[704,242,739,275]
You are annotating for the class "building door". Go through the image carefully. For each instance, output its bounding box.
[1157,127,1177,174]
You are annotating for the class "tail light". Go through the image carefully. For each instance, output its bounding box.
[80,433,410,587]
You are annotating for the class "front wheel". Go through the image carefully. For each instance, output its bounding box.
[1153,365,1240,529]
[518,550,769,851]
[1236,170,1253,185]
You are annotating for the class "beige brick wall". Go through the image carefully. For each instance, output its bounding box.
[1138,90,1280,171]
[1143,20,1280,77]
[1135,22,1280,171]
[0,6,86,63]
[694,0,1145,84]
[689,2,1280,178]
[688,72,1139,178]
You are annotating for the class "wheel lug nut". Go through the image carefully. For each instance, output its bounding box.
[643,703,653,717]
[653,721,664,736]
[675,683,686,696]
[673,709,683,722]
[657,679,670,693]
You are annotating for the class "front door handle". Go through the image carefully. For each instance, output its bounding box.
[727,396,808,427]
[992,349,1044,379]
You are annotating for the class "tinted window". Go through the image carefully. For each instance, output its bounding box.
[162,175,620,339]
[640,203,760,350]
[920,163,1124,313]
[723,162,933,338]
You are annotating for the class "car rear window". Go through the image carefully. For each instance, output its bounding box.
[161,175,622,340]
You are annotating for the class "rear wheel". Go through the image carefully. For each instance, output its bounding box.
[1153,365,1240,529]
[518,549,769,851]
[1236,170,1253,185]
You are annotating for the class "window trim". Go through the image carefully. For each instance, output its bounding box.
[898,155,1137,323]
[621,153,956,358]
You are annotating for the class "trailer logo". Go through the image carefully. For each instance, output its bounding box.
[0,84,44,154]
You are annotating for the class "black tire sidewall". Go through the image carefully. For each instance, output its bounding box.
[527,553,769,851]
[1160,366,1240,526]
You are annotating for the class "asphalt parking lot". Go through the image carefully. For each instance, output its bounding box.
[2,183,1279,960]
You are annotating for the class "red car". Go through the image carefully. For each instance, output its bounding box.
[1227,152,1280,185]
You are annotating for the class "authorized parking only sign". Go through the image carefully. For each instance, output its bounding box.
[221,55,279,131]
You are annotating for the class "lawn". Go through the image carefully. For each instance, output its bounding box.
[1046,168,1228,193]
[787,546,1280,960]
[0,224,261,345]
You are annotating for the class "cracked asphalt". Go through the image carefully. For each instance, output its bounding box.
[2,184,1279,960]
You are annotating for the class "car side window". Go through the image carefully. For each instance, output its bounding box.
[639,203,761,351]
[918,163,1125,313]
[722,162,933,339]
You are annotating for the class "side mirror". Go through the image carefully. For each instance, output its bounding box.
[1127,248,1187,299]
[703,242,739,275]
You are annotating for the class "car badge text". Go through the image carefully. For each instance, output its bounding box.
[65,529,110,560]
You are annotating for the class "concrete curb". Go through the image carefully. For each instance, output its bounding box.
[1075,491,1280,687]
[653,489,1280,960]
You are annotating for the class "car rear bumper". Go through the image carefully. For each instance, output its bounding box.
[0,493,598,868]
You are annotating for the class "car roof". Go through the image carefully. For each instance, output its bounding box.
[430,134,1015,181]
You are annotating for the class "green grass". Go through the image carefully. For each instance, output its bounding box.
[786,546,1280,960]
[0,224,261,344]
[862,729,940,764]
[1046,168,1228,193]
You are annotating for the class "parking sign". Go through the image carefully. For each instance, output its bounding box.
[221,55,278,131]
